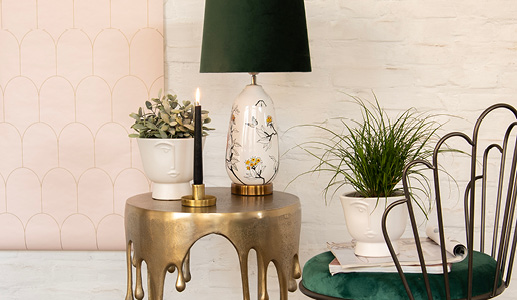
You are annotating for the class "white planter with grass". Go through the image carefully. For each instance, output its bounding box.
[291,95,438,257]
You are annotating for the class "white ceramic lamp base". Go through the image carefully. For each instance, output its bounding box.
[225,80,279,194]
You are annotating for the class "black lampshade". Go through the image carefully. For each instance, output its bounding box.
[200,0,311,73]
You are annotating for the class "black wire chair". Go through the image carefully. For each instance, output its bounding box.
[386,103,517,299]
[299,103,517,299]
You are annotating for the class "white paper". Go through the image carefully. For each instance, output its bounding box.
[328,236,466,274]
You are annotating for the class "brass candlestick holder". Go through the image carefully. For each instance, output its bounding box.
[181,184,217,207]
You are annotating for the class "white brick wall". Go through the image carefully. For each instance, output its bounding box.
[2,0,517,299]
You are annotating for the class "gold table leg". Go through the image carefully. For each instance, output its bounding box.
[124,188,301,300]
[125,242,133,300]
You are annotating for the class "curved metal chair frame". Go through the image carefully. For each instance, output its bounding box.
[383,103,517,300]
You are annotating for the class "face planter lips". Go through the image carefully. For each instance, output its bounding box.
[167,170,180,178]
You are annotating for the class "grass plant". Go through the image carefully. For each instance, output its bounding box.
[290,94,441,213]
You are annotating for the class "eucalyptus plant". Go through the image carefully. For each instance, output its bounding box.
[291,94,441,212]
[129,91,214,139]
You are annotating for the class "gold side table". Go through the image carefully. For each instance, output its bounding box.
[124,187,301,300]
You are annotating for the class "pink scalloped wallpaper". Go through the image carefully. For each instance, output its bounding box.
[0,0,163,250]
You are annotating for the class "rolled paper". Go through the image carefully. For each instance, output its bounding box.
[426,225,466,256]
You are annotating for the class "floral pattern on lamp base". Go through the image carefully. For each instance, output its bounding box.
[225,84,279,186]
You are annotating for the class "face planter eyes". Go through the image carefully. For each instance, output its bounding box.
[157,143,173,153]
[351,201,368,214]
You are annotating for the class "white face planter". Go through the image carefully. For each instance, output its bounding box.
[340,193,408,257]
[137,138,198,200]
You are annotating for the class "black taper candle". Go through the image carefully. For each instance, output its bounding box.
[193,93,203,185]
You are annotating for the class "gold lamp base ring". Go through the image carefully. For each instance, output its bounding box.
[231,183,273,196]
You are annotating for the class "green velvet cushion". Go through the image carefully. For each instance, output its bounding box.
[302,251,502,300]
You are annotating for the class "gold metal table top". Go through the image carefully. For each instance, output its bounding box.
[126,187,299,212]
[125,187,301,300]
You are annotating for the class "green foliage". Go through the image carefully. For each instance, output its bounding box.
[291,94,440,211]
[129,91,214,139]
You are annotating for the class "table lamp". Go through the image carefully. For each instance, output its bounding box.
[200,0,311,196]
